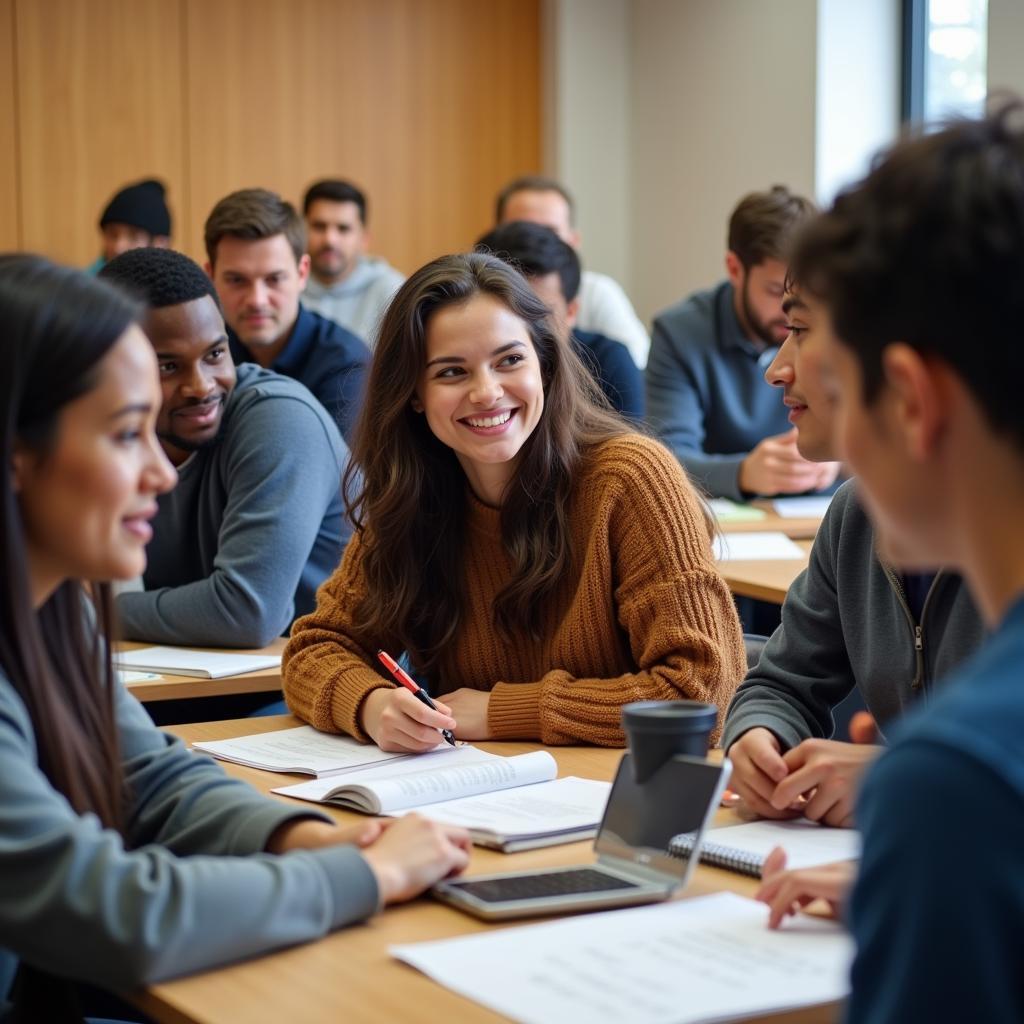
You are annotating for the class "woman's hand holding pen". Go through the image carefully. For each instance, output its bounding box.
[361,815,472,904]
[360,688,457,753]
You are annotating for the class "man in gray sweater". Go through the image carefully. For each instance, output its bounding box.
[721,280,985,825]
[101,247,350,647]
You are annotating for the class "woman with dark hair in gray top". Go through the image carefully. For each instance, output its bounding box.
[0,255,469,1022]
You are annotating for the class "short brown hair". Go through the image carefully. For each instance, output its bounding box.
[204,188,305,266]
[727,185,816,269]
[495,175,575,225]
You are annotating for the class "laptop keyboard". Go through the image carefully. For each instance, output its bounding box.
[459,868,641,903]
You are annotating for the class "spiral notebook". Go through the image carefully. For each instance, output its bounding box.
[669,818,861,878]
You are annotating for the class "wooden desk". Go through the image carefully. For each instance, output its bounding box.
[717,540,812,605]
[117,639,286,703]
[718,500,823,540]
[132,716,836,1024]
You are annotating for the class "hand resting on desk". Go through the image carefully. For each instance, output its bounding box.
[267,814,471,906]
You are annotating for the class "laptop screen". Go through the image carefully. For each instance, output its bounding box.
[595,753,728,881]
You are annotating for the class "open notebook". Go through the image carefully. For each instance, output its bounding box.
[114,646,280,679]
[274,748,610,851]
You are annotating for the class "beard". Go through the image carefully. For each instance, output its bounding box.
[157,429,223,457]
[740,276,787,348]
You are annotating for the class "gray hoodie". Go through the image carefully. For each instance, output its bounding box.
[722,479,987,751]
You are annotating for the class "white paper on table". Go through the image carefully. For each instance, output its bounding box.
[113,645,280,678]
[773,495,834,518]
[391,891,854,1024]
[701,819,861,870]
[192,725,414,776]
[713,531,806,561]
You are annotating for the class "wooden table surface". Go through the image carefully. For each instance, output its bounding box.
[130,715,839,1024]
[717,539,813,605]
[118,639,286,703]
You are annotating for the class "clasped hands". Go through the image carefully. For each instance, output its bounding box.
[727,727,881,828]
[360,685,492,752]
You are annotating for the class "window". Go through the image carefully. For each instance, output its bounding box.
[903,0,988,124]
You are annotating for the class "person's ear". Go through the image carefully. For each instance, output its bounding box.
[410,394,424,413]
[297,253,311,291]
[565,297,580,329]
[11,444,33,494]
[725,250,744,288]
[881,343,947,461]
[204,260,214,279]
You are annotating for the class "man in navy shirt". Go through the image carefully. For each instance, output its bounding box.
[475,221,644,420]
[755,105,1024,1023]
[204,188,370,444]
[647,186,839,499]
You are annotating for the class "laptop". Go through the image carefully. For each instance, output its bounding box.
[432,752,731,920]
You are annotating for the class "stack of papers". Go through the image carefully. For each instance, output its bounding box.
[773,495,834,518]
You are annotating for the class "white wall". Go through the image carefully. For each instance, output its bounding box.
[628,0,818,327]
[544,0,633,288]
[987,0,1024,101]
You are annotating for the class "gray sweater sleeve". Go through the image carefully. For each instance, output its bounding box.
[721,488,857,751]
[117,395,345,647]
[0,679,378,989]
[646,317,746,501]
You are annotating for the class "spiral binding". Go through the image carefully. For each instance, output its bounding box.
[668,832,764,878]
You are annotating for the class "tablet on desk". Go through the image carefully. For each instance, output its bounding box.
[432,753,730,920]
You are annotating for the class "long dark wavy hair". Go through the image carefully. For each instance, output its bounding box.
[0,255,138,830]
[346,252,631,677]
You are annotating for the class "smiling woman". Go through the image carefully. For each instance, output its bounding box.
[0,255,472,1020]
[283,252,748,753]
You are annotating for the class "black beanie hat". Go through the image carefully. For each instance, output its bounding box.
[98,179,172,237]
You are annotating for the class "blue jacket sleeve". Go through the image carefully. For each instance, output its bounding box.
[117,395,347,647]
[0,679,379,990]
[646,316,746,500]
[846,742,1024,1023]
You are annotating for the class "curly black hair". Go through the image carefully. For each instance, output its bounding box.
[99,245,220,311]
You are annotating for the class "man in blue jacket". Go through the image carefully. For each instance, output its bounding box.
[205,188,370,445]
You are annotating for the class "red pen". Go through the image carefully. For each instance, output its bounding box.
[377,649,457,747]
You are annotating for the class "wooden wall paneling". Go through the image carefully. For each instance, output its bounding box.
[0,0,20,250]
[186,0,540,275]
[15,0,186,267]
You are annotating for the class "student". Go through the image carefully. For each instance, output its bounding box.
[205,188,370,444]
[0,254,469,1020]
[283,252,745,751]
[495,176,650,368]
[475,221,644,419]
[721,279,985,826]
[301,178,405,346]
[100,247,348,647]
[754,107,1024,1021]
[87,178,172,274]
[646,186,840,500]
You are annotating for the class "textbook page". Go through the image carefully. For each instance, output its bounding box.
[411,776,610,846]
[713,532,806,561]
[275,749,557,813]
[192,725,414,776]
[392,891,854,1024]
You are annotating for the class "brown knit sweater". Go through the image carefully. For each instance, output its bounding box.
[283,434,745,747]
